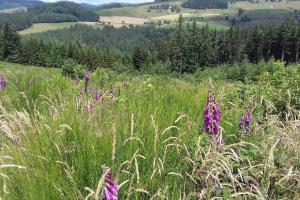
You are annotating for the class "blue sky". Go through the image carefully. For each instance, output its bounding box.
[42,0,154,5]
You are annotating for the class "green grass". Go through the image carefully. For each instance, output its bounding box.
[0,61,299,199]
[18,22,103,35]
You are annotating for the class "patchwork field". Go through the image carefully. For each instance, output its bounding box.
[16,0,300,33]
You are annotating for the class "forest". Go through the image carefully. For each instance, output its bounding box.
[182,0,230,9]
[0,16,299,75]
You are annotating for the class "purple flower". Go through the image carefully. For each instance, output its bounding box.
[110,85,115,97]
[84,72,91,82]
[204,93,221,135]
[0,75,7,89]
[122,80,126,88]
[239,113,246,129]
[239,105,253,134]
[204,106,212,133]
[245,110,252,133]
[84,72,91,94]
[213,122,220,135]
[87,104,93,113]
[203,86,224,145]
[212,105,221,135]
[104,170,119,200]
[218,138,224,146]
[93,90,102,102]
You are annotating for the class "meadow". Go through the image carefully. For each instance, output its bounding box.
[0,61,299,199]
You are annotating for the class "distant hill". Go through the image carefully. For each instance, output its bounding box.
[0,1,99,31]
[0,0,43,10]
[96,3,133,10]
[29,1,99,23]
[0,7,27,13]
[80,3,98,9]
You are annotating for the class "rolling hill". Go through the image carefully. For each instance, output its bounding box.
[29,1,99,22]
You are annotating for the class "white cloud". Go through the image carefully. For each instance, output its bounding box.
[41,0,154,5]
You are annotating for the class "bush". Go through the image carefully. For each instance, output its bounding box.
[141,62,172,75]
[61,58,84,79]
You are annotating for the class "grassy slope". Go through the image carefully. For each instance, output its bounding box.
[0,61,299,199]
[18,22,103,35]
[0,62,225,199]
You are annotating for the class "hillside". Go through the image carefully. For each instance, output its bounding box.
[29,1,99,22]
[0,60,299,199]
[95,0,300,28]
[0,0,43,10]
[0,1,99,31]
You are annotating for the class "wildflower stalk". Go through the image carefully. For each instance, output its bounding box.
[239,99,253,134]
[203,81,223,145]
[0,75,7,89]
[94,166,119,200]
[84,72,91,94]
[110,85,115,97]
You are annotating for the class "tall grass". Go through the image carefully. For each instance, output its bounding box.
[0,61,299,199]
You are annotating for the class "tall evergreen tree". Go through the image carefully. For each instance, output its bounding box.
[0,24,20,60]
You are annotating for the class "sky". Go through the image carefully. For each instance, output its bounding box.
[41,0,154,5]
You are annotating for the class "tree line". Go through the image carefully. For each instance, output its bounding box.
[25,24,174,54]
[169,16,300,73]
[0,17,299,74]
[182,0,229,9]
[0,24,129,71]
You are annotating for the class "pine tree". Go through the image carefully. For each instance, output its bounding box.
[246,26,264,63]
[132,47,149,71]
[263,25,276,60]
[170,14,186,73]
[279,18,295,63]
[0,24,20,60]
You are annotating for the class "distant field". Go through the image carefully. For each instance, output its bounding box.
[100,16,149,28]
[18,22,103,35]
[95,0,300,29]
[231,0,300,10]
[95,1,207,18]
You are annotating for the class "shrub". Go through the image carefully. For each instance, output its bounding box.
[61,58,84,79]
